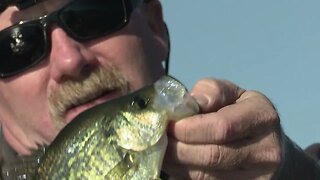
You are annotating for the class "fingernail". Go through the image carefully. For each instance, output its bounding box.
[191,94,209,106]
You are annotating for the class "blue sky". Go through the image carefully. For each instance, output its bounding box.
[162,0,320,148]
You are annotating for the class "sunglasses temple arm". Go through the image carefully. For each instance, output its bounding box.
[164,22,170,75]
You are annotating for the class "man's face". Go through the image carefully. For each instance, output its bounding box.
[0,0,167,154]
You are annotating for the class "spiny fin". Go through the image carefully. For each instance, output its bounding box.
[104,152,138,179]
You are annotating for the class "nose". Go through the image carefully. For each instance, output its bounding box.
[49,27,98,82]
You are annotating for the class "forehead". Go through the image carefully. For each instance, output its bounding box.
[0,0,71,30]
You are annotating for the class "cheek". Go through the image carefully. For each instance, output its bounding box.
[91,36,155,91]
[87,34,165,92]
[0,7,17,30]
[84,9,166,92]
[0,70,50,126]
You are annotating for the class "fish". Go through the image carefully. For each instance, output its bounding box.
[35,75,199,179]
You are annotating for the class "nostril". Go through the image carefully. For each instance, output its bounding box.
[49,27,99,82]
[80,64,98,78]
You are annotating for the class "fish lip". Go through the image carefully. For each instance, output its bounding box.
[63,88,123,124]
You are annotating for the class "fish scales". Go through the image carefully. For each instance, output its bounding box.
[38,116,125,179]
[1,76,199,179]
[34,76,199,179]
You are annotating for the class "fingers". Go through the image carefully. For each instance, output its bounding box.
[163,133,281,179]
[163,78,281,179]
[163,79,281,179]
[164,137,248,170]
[168,90,280,144]
[190,78,245,113]
[164,133,280,170]
[163,165,274,180]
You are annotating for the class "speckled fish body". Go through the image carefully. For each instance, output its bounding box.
[33,75,199,179]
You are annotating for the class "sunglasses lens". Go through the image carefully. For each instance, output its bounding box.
[0,0,132,78]
[0,23,46,77]
[60,0,126,40]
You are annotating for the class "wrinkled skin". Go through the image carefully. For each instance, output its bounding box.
[0,0,287,179]
[164,79,282,179]
[0,0,167,155]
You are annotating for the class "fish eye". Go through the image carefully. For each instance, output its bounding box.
[133,96,148,109]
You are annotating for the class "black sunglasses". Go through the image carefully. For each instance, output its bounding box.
[0,0,142,78]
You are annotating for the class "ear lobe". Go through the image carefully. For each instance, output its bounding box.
[142,0,168,48]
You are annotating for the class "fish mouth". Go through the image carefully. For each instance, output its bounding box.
[64,88,123,124]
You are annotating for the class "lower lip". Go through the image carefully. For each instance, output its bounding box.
[64,90,122,124]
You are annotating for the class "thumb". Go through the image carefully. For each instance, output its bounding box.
[190,78,245,113]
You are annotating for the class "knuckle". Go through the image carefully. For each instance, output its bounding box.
[261,103,280,127]
[262,145,282,171]
[194,78,223,96]
[256,133,282,169]
[208,145,222,167]
[271,133,282,165]
[268,109,280,124]
[250,90,280,125]
[260,98,279,122]
[180,117,200,143]
[272,147,282,166]
[201,145,221,168]
[214,116,233,142]
[182,122,190,142]
[194,171,205,180]
[190,170,216,180]
[198,78,220,87]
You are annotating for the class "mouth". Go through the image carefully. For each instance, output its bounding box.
[64,89,122,124]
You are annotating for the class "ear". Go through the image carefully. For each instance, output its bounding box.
[141,0,169,51]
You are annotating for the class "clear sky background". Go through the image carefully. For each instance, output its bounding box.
[162,0,320,148]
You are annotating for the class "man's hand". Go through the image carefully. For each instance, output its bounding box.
[162,78,282,179]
